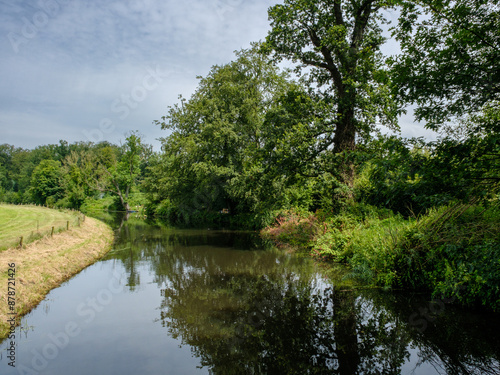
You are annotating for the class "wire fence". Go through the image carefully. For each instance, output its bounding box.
[0,204,86,251]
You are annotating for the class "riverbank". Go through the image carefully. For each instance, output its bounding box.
[261,202,500,311]
[0,216,114,339]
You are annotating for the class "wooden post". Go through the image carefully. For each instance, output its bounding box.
[51,227,54,237]
[19,236,23,247]
[37,220,39,232]
[67,221,69,230]
[77,217,80,227]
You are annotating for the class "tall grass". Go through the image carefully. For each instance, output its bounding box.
[261,201,500,310]
[390,202,500,310]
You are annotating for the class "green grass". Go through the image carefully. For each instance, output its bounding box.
[80,192,146,214]
[261,201,500,310]
[80,196,115,213]
[0,204,81,251]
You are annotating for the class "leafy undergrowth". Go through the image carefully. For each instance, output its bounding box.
[391,202,500,311]
[261,202,500,311]
[261,209,320,249]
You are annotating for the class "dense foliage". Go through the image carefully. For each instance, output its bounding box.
[391,0,500,128]
[0,134,152,212]
[144,49,325,228]
[262,0,401,183]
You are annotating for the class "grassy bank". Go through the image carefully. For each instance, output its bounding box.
[0,208,114,339]
[0,204,82,251]
[261,202,500,311]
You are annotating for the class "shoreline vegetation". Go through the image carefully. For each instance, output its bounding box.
[0,207,114,339]
[261,201,500,312]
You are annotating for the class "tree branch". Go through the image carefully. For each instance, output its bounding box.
[307,28,345,95]
[422,0,499,52]
[350,0,373,52]
[333,0,344,25]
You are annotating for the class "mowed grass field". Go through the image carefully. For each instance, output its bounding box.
[0,204,81,251]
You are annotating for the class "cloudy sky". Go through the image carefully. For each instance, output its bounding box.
[0,0,436,151]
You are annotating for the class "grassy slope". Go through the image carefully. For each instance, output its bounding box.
[0,205,114,339]
[0,204,81,251]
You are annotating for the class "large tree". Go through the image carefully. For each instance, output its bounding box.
[263,0,400,155]
[391,0,500,128]
[66,134,148,212]
[29,159,65,205]
[390,0,500,201]
[149,48,304,225]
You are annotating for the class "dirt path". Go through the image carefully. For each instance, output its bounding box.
[0,216,114,338]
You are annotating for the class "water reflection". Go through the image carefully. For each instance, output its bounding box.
[362,290,500,374]
[107,218,500,374]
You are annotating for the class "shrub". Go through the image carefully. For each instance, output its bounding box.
[261,198,500,311]
[391,202,500,310]
[261,209,320,249]
[80,196,115,213]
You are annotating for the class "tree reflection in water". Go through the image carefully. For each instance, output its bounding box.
[148,230,410,374]
[109,221,500,375]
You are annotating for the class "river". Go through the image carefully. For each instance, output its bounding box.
[1,216,499,374]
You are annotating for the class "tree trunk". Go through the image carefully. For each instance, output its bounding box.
[333,290,360,375]
[117,192,131,212]
[333,104,356,186]
[114,181,131,212]
[333,114,356,154]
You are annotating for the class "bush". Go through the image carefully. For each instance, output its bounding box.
[260,194,500,310]
[387,202,500,310]
[54,196,73,209]
[1,191,24,204]
[261,209,320,249]
[80,196,115,213]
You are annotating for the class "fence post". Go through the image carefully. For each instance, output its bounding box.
[51,227,54,237]
[67,221,69,230]
[19,236,23,247]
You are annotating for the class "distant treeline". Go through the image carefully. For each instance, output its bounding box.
[0,133,153,212]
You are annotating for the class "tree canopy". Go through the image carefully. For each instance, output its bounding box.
[147,48,307,226]
[29,159,64,206]
[0,135,151,211]
[263,0,400,154]
[391,0,500,128]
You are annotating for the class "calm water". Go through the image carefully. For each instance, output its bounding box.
[1,217,499,374]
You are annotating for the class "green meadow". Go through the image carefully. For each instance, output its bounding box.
[0,204,81,251]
